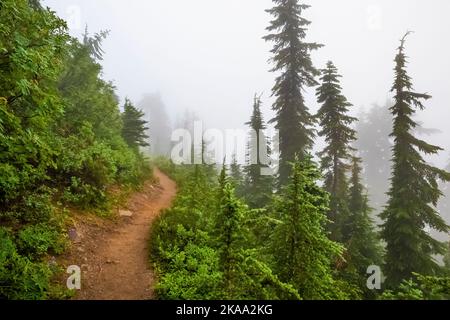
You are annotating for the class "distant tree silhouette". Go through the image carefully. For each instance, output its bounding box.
[243,95,274,208]
[139,93,172,156]
[354,102,393,220]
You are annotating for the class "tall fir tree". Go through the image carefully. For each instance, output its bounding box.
[271,155,345,299]
[381,32,450,287]
[121,98,150,149]
[342,156,383,296]
[264,0,322,185]
[243,95,274,208]
[316,61,357,241]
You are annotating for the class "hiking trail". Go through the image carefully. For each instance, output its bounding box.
[61,168,176,300]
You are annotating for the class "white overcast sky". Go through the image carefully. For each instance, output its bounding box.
[42,0,450,166]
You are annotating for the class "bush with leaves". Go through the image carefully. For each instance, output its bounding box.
[152,162,299,300]
[0,228,53,300]
[0,0,151,299]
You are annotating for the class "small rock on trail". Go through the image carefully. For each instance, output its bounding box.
[119,210,134,217]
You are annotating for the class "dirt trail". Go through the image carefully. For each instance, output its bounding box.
[64,168,176,300]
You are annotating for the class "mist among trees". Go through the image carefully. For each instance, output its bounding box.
[1,0,449,301]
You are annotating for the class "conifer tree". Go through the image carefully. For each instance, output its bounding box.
[444,242,450,273]
[28,0,42,10]
[243,95,274,208]
[121,99,150,149]
[316,61,357,241]
[139,94,172,156]
[343,156,383,294]
[214,166,302,299]
[381,32,450,287]
[438,158,450,232]
[264,0,322,185]
[271,155,345,299]
[183,165,214,218]
[229,155,244,198]
[214,166,246,299]
[82,27,110,61]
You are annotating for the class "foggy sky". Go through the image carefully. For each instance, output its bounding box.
[43,0,450,167]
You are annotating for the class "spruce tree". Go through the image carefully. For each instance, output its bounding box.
[212,166,302,299]
[121,98,150,149]
[82,27,109,61]
[214,166,246,299]
[28,0,42,10]
[271,155,345,299]
[438,158,450,232]
[229,154,244,198]
[139,94,172,156]
[264,0,322,185]
[444,242,450,273]
[343,156,383,295]
[183,165,214,219]
[243,95,274,208]
[316,61,357,241]
[381,32,450,287]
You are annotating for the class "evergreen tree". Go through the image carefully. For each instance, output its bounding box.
[343,156,383,296]
[181,165,215,221]
[121,99,150,149]
[444,242,450,273]
[264,0,322,185]
[139,93,172,156]
[243,95,274,208]
[58,34,123,141]
[381,32,450,287]
[82,27,109,61]
[229,154,244,198]
[271,155,345,299]
[28,0,42,10]
[438,158,450,239]
[316,61,357,241]
[214,166,246,299]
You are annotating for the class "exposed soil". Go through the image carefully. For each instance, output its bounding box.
[58,168,176,300]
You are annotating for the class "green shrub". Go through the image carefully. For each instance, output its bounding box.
[0,0,152,300]
[18,224,67,259]
[0,228,53,300]
[155,243,222,300]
